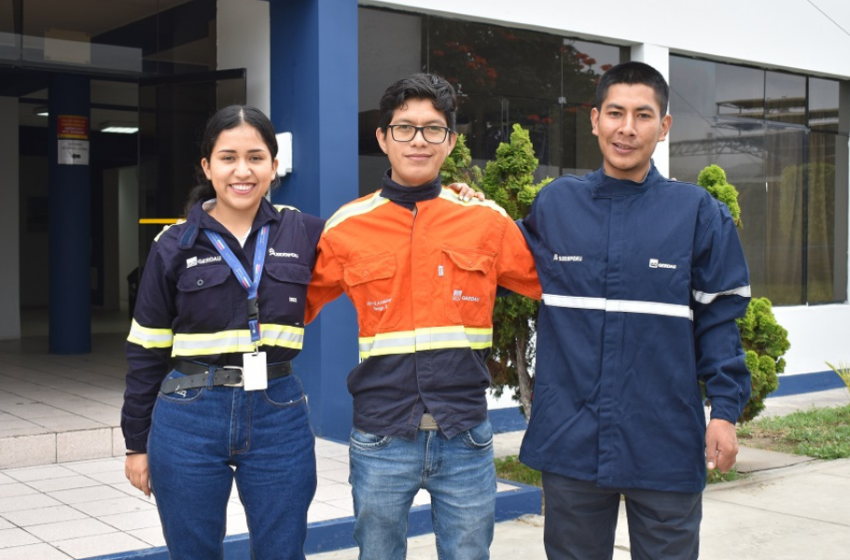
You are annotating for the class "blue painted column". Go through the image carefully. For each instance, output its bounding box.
[269,0,359,441]
[48,74,91,354]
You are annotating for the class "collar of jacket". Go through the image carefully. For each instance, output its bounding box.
[379,169,442,210]
[592,162,660,199]
[178,197,281,249]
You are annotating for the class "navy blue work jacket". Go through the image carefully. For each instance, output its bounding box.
[122,198,324,452]
[519,165,752,493]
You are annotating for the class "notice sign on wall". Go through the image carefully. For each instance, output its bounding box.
[57,115,89,165]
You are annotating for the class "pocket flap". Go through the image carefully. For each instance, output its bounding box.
[443,247,495,274]
[344,253,397,287]
[265,262,312,285]
[177,265,231,293]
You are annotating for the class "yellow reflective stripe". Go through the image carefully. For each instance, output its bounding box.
[153,220,185,242]
[260,324,304,350]
[127,319,173,349]
[438,189,507,217]
[324,192,390,233]
[359,326,493,359]
[172,324,305,356]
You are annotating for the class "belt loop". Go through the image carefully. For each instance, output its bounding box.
[206,364,217,389]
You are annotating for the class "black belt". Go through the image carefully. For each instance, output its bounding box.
[161,360,292,394]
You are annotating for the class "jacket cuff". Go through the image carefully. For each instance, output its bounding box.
[124,435,149,454]
[709,396,741,424]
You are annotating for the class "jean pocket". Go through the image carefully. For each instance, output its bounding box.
[157,370,204,404]
[349,428,392,451]
[262,375,306,409]
[461,419,494,450]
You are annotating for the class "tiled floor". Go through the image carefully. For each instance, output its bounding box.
[0,438,362,559]
[0,320,529,559]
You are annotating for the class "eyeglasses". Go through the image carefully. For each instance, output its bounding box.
[387,124,452,144]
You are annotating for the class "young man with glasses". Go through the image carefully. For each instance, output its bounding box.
[305,73,541,560]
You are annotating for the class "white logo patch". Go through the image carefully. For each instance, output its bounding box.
[268,247,299,258]
[649,258,677,270]
[186,255,221,268]
[554,254,583,262]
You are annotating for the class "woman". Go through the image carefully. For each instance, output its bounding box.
[122,105,322,560]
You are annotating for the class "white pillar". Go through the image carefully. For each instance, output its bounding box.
[631,44,670,179]
[217,0,272,115]
[0,97,21,340]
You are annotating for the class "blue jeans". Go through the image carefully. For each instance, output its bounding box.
[147,369,317,560]
[349,420,496,560]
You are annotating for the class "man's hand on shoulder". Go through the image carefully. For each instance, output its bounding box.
[447,182,486,202]
[705,418,739,473]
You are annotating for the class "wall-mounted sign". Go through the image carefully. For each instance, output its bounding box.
[57,115,88,140]
[58,139,89,165]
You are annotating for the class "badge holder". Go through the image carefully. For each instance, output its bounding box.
[242,299,267,391]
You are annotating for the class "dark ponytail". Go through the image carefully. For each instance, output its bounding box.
[182,105,279,217]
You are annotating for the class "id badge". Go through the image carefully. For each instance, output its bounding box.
[242,351,268,391]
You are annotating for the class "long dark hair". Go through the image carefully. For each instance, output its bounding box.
[182,105,279,216]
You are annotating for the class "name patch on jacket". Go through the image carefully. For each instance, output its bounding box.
[649,258,677,270]
[268,247,299,258]
[186,256,221,268]
[553,254,583,262]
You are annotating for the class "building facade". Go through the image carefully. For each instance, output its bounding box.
[1,0,847,439]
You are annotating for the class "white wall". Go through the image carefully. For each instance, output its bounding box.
[0,97,20,340]
[774,306,850,375]
[364,0,850,80]
[217,0,272,115]
[118,166,139,311]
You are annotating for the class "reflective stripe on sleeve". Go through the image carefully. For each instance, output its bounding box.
[171,324,305,356]
[542,294,693,320]
[127,319,173,349]
[324,193,390,233]
[692,285,752,304]
[358,326,493,359]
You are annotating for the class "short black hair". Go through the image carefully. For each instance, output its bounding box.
[596,61,670,117]
[377,73,457,132]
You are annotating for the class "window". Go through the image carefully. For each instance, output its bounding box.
[670,56,848,305]
[358,7,626,193]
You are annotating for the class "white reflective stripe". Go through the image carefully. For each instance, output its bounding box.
[358,326,493,358]
[606,299,693,320]
[543,294,693,320]
[324,193,390,233]
[172,324,305,356]
[542,295,607,311]
[692,285,751,304]
[127,319,173,349]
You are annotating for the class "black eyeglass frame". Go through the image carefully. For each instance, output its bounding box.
[386,124,453,144]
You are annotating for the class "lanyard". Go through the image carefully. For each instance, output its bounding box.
[204,224,269,348]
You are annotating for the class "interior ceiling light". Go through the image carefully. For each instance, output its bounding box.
[100,122,138,134]
[34,106,49,117]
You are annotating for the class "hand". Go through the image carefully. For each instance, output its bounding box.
[705,418,739,473]
[447,182,486,202]
[125,453,152,497]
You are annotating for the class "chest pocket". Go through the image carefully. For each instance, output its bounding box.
[262,262,312,326]
[343,252,398,334]
[442,246,496,327]
[175,265,233,331]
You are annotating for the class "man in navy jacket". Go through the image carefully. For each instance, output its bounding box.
[519,61,751,560]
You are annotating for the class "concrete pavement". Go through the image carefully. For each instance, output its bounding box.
[309,388,850,560]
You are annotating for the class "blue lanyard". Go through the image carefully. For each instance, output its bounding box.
[204,224,269,346]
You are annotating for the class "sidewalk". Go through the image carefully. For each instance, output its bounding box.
[308,389,850,560]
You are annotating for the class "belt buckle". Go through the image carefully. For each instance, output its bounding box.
[221,365,244,387]
[419,413,439,431]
